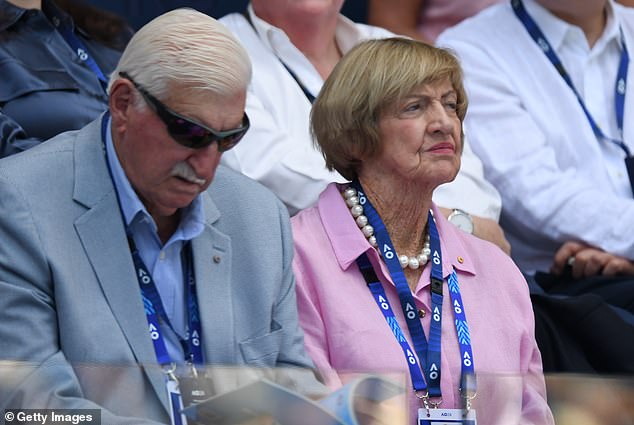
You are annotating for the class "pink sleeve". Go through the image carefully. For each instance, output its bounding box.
[293,255,343,390]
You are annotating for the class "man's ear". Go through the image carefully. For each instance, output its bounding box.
[109,79,135,133]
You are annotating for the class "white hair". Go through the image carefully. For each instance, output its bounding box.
[108,8,251,100]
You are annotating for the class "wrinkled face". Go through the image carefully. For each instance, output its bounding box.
[368,78,462,188]
[114,88,247,219]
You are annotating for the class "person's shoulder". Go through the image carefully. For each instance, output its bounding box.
[437,1,513,45]
[218,12,268,59]
[352,21,397,40]
[218,12,249,33]
[615,3,634,35]
[209,165,287,212]
[0,128,77,172]
[290,201,321,230]
[0,118,101,184]
[0,130,85,206]
[291,183,341,245]
[211,164,268,193]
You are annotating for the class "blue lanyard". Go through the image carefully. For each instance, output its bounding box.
[512,0,630,156]
[357,253,430,400]
[132,239,204,366]
[351,181,476,406]
[47,5,109,93]
[100,114,204,367]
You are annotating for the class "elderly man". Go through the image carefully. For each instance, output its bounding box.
[0,9,321,424]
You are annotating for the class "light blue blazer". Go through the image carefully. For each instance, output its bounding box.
[0,117,320,424]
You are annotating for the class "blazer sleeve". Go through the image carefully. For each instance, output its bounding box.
[269,198,328,396]
[0,173,164,424]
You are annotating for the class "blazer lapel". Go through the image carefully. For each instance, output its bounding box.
[72,118,169,412]
[192,194,241,393]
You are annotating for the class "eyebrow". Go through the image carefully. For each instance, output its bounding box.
[404,90,457,100]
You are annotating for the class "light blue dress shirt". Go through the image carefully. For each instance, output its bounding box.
[105,117,205,363]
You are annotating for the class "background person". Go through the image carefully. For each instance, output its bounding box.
[367,0,502,43]
[219,0,510,255]
[437,0,634,312]
[0,0,130,157]
[437,0,634,372]
[292,37,553,425]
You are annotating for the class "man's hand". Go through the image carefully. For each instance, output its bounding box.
[438,208,511,255]
[551,241,634,279]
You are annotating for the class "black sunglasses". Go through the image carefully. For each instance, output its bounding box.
[119,72,249,151]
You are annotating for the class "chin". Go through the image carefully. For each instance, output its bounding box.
[158,196,198,215]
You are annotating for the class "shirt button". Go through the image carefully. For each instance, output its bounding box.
[418,309,426,318]
[52,16,60,27]
[159,251,166,260]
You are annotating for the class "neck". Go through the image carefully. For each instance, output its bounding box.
[546,2,607,48]
[7,0,41,9]
[359,176,432,257]
[290,27,341,79]
[253,5,341,79]
[152,211,180,245]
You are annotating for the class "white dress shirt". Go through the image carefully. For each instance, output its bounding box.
[437,0,634,273]
[220,5,502,219]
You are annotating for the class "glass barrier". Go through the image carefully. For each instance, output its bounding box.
[1,361,632,424]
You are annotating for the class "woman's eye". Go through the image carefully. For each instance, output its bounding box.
[404,103,421,112]
[444,101,458,111]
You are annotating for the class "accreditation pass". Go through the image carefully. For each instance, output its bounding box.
[419,408,477,425]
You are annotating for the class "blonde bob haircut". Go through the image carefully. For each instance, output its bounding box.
[108,8,251,101]
[311,37,467,181]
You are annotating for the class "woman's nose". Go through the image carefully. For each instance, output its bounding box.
[427,102,455,134]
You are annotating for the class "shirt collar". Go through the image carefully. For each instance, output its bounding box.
[0,0,74,31]
[0,0,24,30]
[334,14,368,55]
[247,3,367,56]
[592,1,621,54]
[318,183,476,280]
[523,0,621,54]
[104,117,205,241]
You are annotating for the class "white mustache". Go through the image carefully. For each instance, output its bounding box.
[170,162,206,186]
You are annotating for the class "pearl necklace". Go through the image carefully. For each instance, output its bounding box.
[343,187,431,270]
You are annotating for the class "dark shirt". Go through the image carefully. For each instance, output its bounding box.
[0,0,121,157]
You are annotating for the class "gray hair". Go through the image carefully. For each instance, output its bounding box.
[108,8,251,101]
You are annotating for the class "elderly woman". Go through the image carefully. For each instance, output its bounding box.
[292,38,554,425]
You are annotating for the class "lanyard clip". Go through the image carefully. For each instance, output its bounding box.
[188,356,199,379]
[428,397,442,409]
[460,372,477,412]
[430,277,443,295]
[415,390,430,411]
[163,363,178,382]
